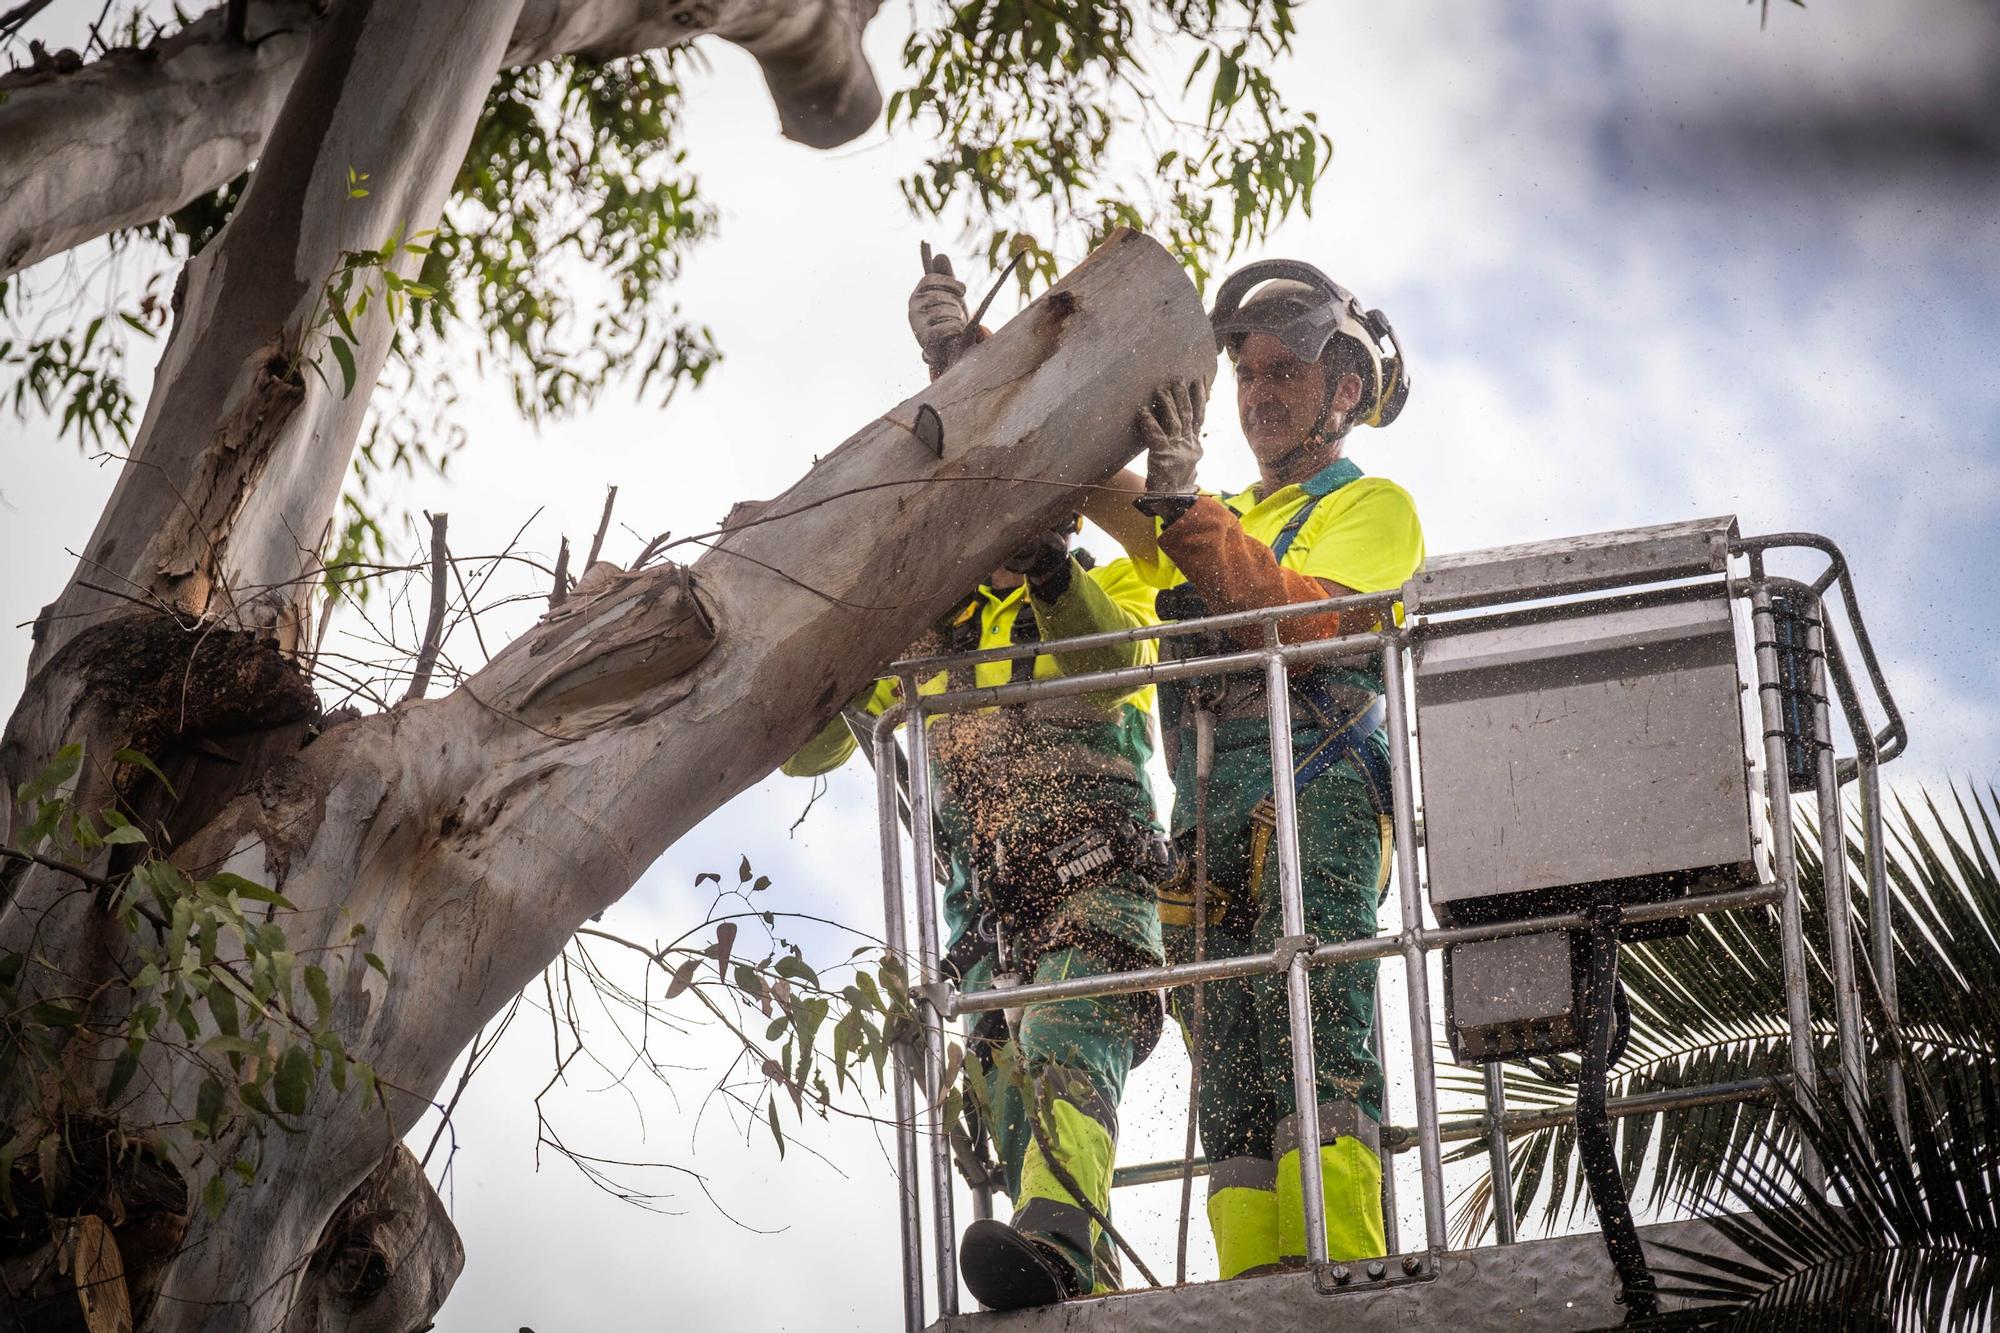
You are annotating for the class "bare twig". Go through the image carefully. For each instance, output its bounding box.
[0,0,55,42]
[585,486,618,569]
[83,0,114,55]
[420,992,523,1169]
[548,536,571,610]
[305,584,338,679]
[446,551,491,664]
[401,512,449,703]
[631,530,673,571]
[0,844,114,893]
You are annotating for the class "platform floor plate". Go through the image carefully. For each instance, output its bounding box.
[924,1214,1746,1331]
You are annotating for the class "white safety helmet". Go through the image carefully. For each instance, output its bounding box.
[1209,260,1410,433]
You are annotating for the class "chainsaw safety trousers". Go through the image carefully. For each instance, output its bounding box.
[1206,1158,1281,1278]
[1165,765,1389,1149]
[968,946,1133,1292]
[786,559,1167,1302]
[1139,457,1421,1280]
[1277,1133,1387,1262]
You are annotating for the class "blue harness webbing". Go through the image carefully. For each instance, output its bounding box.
[1242,459,1392,815]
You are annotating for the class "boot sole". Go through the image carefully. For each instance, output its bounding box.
[960,1218,1075,1311]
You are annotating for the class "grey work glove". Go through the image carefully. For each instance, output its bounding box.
[1138,378,1207,495]
[908,261,969,367]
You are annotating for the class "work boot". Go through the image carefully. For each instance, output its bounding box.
[960,1218,1086,1311]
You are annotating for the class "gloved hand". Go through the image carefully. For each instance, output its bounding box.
[908,260,969,366]
[1139,378,1207,495]
[1002,524,1072,581]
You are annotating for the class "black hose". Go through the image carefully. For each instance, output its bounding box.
[1576,905,1659,1320]
[1523,979,1631,1087]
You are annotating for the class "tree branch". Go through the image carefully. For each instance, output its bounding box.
[0,0,55,42]
[0,843,114,892]
[584,485,617,569]
[0,0,886,282]
[402,512,450,702]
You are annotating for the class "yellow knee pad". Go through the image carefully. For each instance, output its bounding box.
[1276,1138,1387,1263]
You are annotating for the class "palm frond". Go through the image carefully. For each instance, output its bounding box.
[1647,1060,1999,1331]
[1442,784,2000,1250]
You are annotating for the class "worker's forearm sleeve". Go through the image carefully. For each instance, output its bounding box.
[1155,496,1344,647]
[1032,561,1146,676]
[781,712,859,777]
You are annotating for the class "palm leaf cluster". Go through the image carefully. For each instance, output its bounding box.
[1647,1055,1996,1329]
[1437,785,2000,1325]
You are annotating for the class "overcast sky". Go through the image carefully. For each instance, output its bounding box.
[4,1,1998,1328]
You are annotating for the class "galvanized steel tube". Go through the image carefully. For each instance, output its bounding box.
[894,588,1399,675]
[872,709,927,1333]
[1819,618,1911,1142]
[899,680,960,1314]
[920,629,1388,717]
[1858,757,1911,1143]
[949,884,1783,1016]
[1372,983,1401,1256]
[1748,578,1822,1188]
[1383,639,1450,1254]
[1482,1063,1517,1245]
[1264,644,1329,1266]
[1113,1074,1790,1186]
[1806,605,1867,1117]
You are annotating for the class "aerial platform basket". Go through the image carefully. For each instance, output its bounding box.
[863,515,1907,1330]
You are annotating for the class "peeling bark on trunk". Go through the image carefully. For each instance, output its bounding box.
[0,0,882,283]
[26,0,534,680]
[2,229,1211,1329]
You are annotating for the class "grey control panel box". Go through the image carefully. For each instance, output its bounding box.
[1445,932,1579,1063]
[1415,586,1758,927]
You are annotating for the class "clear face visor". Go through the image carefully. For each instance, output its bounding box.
[1213,280,1346,364]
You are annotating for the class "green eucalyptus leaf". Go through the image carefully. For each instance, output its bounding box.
[205,980,240,1037]
[210,873,295,910]
[274,1045,313,1116]
[328,336,356,396]
[305,965,333,1025]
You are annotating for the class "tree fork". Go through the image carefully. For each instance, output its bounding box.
[2,230,1211,1328]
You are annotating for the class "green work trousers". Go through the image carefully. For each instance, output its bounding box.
[1163,759,1389,1271]
[965,945,1139,1292]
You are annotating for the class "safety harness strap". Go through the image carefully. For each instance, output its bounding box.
[1246,696,1388,895]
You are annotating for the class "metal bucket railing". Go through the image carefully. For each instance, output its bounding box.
[866,524,1905,1329]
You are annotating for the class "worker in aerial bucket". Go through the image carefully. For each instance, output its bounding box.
[1098,260,1423,1277]
[781,260,1192,1310]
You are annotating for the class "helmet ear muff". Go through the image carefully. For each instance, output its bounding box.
[1359,308,1410,429]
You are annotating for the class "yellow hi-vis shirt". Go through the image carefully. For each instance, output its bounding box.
[781,555,1161,778]
[1133,459,1425,598]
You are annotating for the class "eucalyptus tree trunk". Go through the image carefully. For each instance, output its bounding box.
[0,111,1213,1325]
[0,0,883,282]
